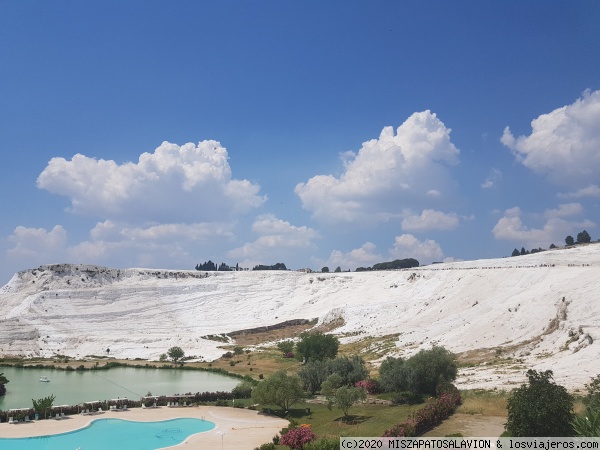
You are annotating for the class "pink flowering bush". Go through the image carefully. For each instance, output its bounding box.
[383,388,461,437]
[280,425,316,449]
[355,379,380,394]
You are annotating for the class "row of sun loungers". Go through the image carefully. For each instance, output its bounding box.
[167,401,189,407]
[108,405,128,411]
[8,416,32,424]
[81,407,106,415]
[141,402,158,409]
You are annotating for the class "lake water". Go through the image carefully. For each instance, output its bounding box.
[0,366,241,411]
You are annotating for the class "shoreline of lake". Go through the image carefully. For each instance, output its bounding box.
[0,363,245,411]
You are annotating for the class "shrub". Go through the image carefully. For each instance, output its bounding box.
[583,374,600,411]
[380,346,457,396]
[277,340,295,355]
[573,407,600,437]
[233,346,244,355]
[255,443,276,450]
[251,371,304,410]
[392,391,424,405]
[232,381,254,399]
[280,425,316,449]
[506,370,575,437]
[355,379,380,394]
[296,332,339,362]
[383,388,461,437]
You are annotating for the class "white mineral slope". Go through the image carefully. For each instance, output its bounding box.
[1,244,599,391]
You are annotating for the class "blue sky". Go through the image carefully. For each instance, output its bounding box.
[1,1,600,283]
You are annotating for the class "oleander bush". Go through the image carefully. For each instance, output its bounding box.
[383,387,461,437]
[280,425,316,449]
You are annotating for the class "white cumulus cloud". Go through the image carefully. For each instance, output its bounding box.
[7,225,67,260]
[557,184,600,199]
[390,234,444,264]
[295,111,460,224]
[228,215,320,264]
[327,242,382,270]
[37,141,266,223]
[492,206,595,247]
[401,209,460,231]
[502,89,600,187]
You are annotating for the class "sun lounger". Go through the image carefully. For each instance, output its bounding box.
[55,413,61,420]
[61,413,65,419]
[24,416,31,423]
[8,417,14,424]
[122,404,128,411]
[152,402,158,408]
[109,405,116,411]
[98,408,103,413]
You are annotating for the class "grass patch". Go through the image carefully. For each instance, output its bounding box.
[263,399,425,440]
[456,390,508,416]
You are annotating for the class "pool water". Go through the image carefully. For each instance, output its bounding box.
[0,418,215,450]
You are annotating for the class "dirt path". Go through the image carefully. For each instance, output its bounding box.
[423,414,506,437]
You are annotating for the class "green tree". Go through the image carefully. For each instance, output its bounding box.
[32,394,56,419]
[506,370,575,437]
[0,372,8,397]
[406,346,458,396]
[583,374,600,411]
[251,371,304,411]
[334,266,342,273]
[549,243,557,249]
[232,380,254,399]
[167,346,185,363]
[327,355,369,386]
[379,356,407,393]
[321,266,330,273]
[565,235,575,246]
[577,230,591,244]
[296,332,339,362]
[379,347,457,396]
[298,360,330,395]
[277,340,295,356]
[321,375,366,419]
[511,248,520,257]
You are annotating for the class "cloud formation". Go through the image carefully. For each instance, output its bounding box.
[37,141,266,223]
[492,205,595,247]
[327,242,382,270]
[502,89,600,187]
[401,209,459,231]
[390,234,444,263]
[557,185,600,199]
[227,215,320,265]
[295,111,460,224]
[7,225,67,261]
[481,168,502,189]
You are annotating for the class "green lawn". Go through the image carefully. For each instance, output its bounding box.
[252,399,427,448]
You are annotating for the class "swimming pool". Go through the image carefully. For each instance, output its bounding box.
[0,418,215,450]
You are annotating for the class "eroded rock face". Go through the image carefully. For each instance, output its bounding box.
[1,246,599,390]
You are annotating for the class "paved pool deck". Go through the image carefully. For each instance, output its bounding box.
[0,405,288,449]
